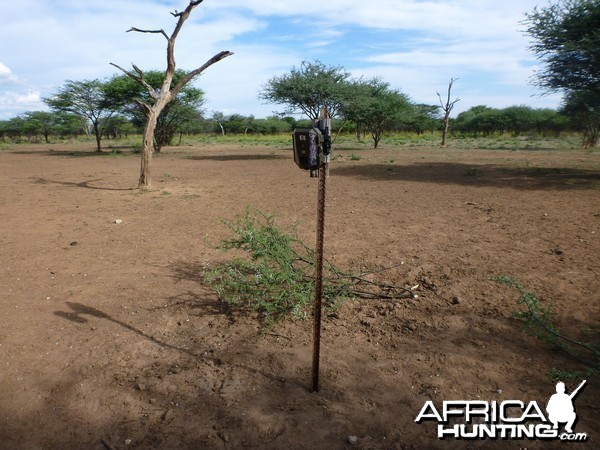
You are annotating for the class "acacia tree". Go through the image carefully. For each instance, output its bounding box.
[259,60,351,120]
[111,0,233,188]
[342,79,413,148]
[44,79,114,151]
[437,78,460,147]
[341,79,377,140]
[408,104,441,135]
[104,70,205,152]
[524,0,600,146]
[20,111,57,143]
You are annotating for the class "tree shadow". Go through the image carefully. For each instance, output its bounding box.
[53,264,296,385]
[331,162,600,190]
[164,260,248,321]
[30,177,135,191]
[186,153,287,162]
[54,302,199,358]
[30,277,600,448]
[10,149,129,157]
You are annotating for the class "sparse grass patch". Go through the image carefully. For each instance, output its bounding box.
[180,133,291,148]
[183,193,202,200]
[492,275,599,377]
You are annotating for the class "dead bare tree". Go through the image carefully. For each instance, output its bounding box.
[437,78,460,147]
[111,0,233,188]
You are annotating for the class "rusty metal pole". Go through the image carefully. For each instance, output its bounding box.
[311,107,330,392]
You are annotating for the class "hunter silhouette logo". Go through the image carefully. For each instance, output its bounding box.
[546,380,586,434]
[415,380,588,441]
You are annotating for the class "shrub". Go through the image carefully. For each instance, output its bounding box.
[205,207,414,325]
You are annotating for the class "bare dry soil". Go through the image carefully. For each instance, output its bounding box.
[0,142,599,449]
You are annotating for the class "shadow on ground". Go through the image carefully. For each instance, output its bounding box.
[185,153,287,162]
[10,148,136,157]
[332,162,600,190]
[30,177,135,191]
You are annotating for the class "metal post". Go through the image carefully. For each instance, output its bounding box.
[311,107,330,392]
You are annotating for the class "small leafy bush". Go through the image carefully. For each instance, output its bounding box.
[204,208,346,323]
[204,207,413,325]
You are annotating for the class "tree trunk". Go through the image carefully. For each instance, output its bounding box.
[372,130,381,149]
[93,121,102,152]
[441,115,450,147]
[139,110,158,188]
[583,126,599,148]
[582,114,600,148]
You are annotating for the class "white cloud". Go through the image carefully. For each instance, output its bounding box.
[206,0,539,36]
[14,91,42,105]
[350,63,555,116]
[0,62,19,87]
[197,44,302,117]
[0,90,44,119]
[0,0,560,119]
[0,62,13,77]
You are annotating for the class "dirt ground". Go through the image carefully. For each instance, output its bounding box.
[0,141,599,449]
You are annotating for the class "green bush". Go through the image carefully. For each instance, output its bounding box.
[204,208,344,322]
[204,207,413,325]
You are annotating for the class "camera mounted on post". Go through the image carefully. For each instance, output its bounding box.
[292,118,331,171]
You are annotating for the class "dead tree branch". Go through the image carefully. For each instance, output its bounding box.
[109,62,159,101]
[437,77,460,147]
[172,50,234,96]
[126,27,169,40]
[110,0,232,188]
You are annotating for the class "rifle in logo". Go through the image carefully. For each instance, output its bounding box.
[546,380,586,433]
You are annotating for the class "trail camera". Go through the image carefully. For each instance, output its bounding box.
[292,128,323,170]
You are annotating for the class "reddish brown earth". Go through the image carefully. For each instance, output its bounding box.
[0,142,599,449]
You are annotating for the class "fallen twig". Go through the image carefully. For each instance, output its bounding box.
[101,438,118,450]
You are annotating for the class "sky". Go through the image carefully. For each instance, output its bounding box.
[0,0,562,121]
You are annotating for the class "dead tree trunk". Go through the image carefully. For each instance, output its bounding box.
[139,109,158,187]
[111,0,233,188]
[437,78,460,147]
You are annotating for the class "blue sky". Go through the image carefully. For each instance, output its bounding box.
[0,0,562,120]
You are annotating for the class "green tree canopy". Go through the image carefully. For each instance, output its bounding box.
[407,104,441,135]
[44,79,114,151]
[524,0,600,94]
[259,60,352,120]
[454,105,568,136]
[341,78,414,148]
[103,70,205,151]
[19,111,57,143]
[525,0,600,146]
